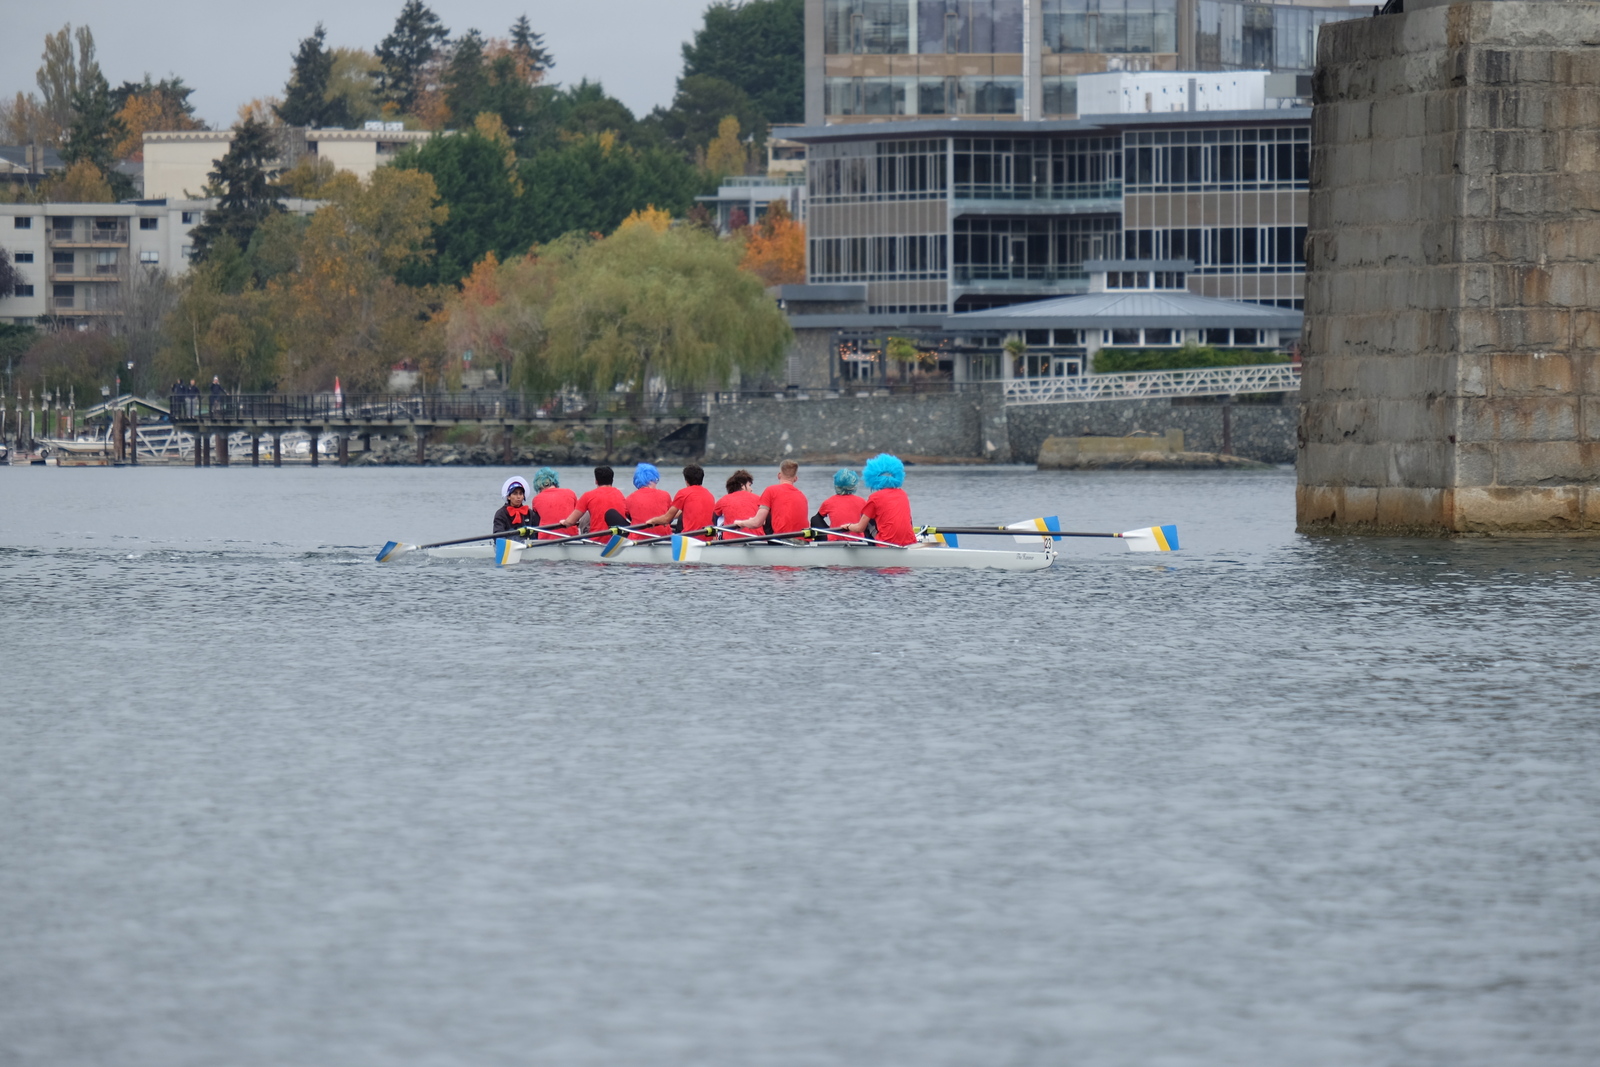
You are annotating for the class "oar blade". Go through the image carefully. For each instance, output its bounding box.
[376,541,415,563]
[1120,524,1180,552]
[670,534,704,563]
[599,532,631,559]
[494,538,521,567]
[933,531,959,548]
[1007,516,1062,544]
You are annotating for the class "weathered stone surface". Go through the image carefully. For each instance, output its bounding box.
[1299,1,1600,536]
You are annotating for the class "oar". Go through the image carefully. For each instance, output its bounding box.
[493,523,657,567]
[377,522,569,562]
[804,527,909,549]
[916,519,1180,552]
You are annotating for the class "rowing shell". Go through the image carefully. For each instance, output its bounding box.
[429,538,1056,571]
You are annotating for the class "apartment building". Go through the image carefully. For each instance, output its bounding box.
[807,0,1363,123]
[143,125,433,201]
[0,199,318,327]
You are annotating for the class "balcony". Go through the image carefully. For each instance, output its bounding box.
[49,223,130,247]
[954,180,1122,206]
[952,265,1088,290]
[48,267,121,282]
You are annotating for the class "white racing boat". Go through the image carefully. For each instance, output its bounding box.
[430,535,1059,571]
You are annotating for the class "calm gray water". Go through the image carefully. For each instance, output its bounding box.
[3,464,1598,1066]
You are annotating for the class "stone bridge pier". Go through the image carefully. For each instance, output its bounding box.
[1299,0,1600,535]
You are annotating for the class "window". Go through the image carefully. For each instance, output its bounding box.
[1111,328,1140,345]
[1144,328,1173,345]
[54,251,75,268]
[181,244,194,258]
[182,211,198,224]
[13,252,32,263]
[1233,328,1258,345]
[96,250,118,274]
[140,251,159,264]
[139,217,159,230]
[13,284,34,297]
[1204,328,1231,345]
[13,217,30,229]
[52,284,74,307]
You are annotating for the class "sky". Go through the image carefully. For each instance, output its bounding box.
[3,0,719,129]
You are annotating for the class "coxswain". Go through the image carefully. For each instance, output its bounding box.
[812,468,866,540]
[529,467,577,539]
[713,469,761,538]
[492,476,534,534]
[560,465,629,539]
[624,463,674,538]
[730,459,809,538]
[844,453,916,545]
[640,464,716,541]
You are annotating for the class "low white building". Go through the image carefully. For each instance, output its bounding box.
[1077,71,1278,115]
[143,125,433,200]
[0,198,319,327]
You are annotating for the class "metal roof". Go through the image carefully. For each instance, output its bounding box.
[947,290,1303,331]
[781,108,1311,144]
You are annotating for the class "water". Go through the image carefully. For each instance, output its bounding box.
[3,465,1598,1066]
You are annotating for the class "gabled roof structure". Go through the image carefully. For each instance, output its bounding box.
[947,290,1303,332]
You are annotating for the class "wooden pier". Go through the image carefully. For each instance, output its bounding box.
[167,391,711,467]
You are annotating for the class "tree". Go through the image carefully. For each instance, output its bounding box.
[652,75,764,156]
[112,77,205,161]
[41,160,116,202]
[703,115,749,178]
[0,248,20,297]
[277,25,348,128]
[1,92,50,146]
[536,223,790,392]
[681,0,803,125]
[392,127,526,286]
[518,135,701,244]
[519,80,644,154]
[35,24,99,147]
[509,16,554,75]
[377,1,450,113]
[62,65,128,193]
[739,199,805,285]
[442,29,489,127]
[189,118,284,261]
[327,49,384,126]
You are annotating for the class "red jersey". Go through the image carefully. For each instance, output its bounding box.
[626,485,673,537]
[815,493,866,540]
[531,486,578,538]
[862,487,915,545]
[672,484,717,539]
[575,485,628,538]
[714,489,762,538]
[758,481,810,535]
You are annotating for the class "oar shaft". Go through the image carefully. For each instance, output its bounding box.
[422,522,568,549]
[918,526,1119,539]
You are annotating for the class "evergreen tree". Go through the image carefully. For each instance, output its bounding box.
[392,128,526,286]
[377,1,449,113]
[61,67,124,172]
[277,24,348,128]
[443,30,489,126]
[681,0,803,125]
[509,15,554,75]
[653,75,764,155]
[518,136,700,245]
[189,118,284,262]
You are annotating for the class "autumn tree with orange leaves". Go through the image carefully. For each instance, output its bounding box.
[738,199,805,286]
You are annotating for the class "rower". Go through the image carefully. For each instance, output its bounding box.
[492,477,533,534]
[812,468,866,540]
[625,463,674,538]
[560,465,629,539]
[529,467,577,539]
[728,459,809,538]
[713,469,761,538]
[640,464,716,540]
[843,453,916,545]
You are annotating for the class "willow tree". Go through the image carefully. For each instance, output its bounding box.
[535,222,790,393]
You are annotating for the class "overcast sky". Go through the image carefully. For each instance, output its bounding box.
[3,0,719,129]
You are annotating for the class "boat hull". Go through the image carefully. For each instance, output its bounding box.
[428,538,1055,571]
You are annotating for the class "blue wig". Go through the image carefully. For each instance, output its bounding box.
[833,468,860,494]
[633,462,661,489]
[863,453,905,491]
[532,466,560,491]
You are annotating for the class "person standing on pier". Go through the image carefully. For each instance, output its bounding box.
[529,468,577,539]
[730,460,809,537]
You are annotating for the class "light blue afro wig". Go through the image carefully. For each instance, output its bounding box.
[532,466,560,491]
[633,462,661,489]
[833,468,860,494]
[863,453,905,491]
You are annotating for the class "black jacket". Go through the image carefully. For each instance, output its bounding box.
[493,504,535,534]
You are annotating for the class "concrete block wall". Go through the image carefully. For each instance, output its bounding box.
[1007,399,1298,464]
[1299,0,1600,534]
[704,387,1012,463]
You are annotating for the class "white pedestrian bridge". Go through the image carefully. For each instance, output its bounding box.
[1003,362,1302,406]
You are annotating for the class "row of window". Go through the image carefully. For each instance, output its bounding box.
[825,76,1022,117]
[954,135,1122,198]
[809,140,949,201]
[1041,0,1178,55]
[1124,226,1307,269]
[823,0,1186,56]
[1196,0,1363,74]
[1123,126,1310,188]
[1105,270,1186,289]
[811,235,950,280]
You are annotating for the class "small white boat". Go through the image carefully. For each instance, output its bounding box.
[429,536,1056,571]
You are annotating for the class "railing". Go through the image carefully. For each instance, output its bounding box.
[51,225,130,245]
[953,266,1088,286]
[166,391,720,423]
[1003,363,1301,405]
[954,180,1122,203]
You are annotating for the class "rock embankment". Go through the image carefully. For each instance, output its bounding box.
[1036,433,1274,470]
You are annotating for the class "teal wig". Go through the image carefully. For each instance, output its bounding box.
[532,467,560,491]
[863,453,905,491]
[833,468,860,494]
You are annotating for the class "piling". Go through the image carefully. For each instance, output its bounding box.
[309,431,319,467]
[215,430,229,467]
[250,434,259,467]
[337,433,349,466]
[415,428,426,464]
[128,409,138,466]
[112,410,125,462]
[271,432,282,468]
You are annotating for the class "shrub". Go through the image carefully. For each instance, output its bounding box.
[1093,343,1289,374]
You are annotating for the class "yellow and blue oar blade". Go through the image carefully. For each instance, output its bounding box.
[1007,516,1062,545]
[494,538,521,567]
[1119,524,1180,552]
[376,541,415,563]
[933,531,959,548]
[670,534,704,563]
[598,531,632,559]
